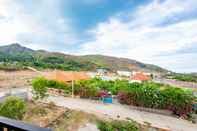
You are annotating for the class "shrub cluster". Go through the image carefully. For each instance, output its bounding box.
[117,82,195,116]
[0,96,26,120]
[74,78,195,116]
[32,77,196,116]
[32,77,71,100]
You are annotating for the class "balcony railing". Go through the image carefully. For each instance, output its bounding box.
[0,116,52,131]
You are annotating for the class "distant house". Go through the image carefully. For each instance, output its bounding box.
[45,70,90,83]
[130,72,150,82]
[100,76,121,81]
[96,68,108,76]
[117,71,131,77]
[88,72,121,81]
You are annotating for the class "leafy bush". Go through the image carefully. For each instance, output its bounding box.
[47,79,71,93]
[113,80,130,94]
[74,78,195,116]
[161,87,195,116]
[32,77,71,99]
[74,80,99,98]
[32,77,48,100]
[117,82,195,116]
[97,120,139,131]
[0,96,26,120]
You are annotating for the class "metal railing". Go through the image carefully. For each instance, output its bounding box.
[0,116,52,131]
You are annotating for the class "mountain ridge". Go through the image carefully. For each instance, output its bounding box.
[0,43,168,73]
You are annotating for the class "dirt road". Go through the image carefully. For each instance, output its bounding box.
[45,96,197,131]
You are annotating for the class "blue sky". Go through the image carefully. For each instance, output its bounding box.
[0,0,197,73]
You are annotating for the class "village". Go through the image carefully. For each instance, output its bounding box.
[0,0,197,130]
[0,68,197,131]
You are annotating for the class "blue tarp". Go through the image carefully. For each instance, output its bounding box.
[103,97,113,104]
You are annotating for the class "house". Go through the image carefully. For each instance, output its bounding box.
[88,72,121,81]
[45,70,90,83]
[96,68,108,76]
[130,72,150,82]
[117,71,131,77]
[99,76,120,81]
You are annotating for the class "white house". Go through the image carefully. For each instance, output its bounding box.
[117,71,131,77]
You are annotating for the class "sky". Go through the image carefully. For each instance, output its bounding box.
[0,0,197,73]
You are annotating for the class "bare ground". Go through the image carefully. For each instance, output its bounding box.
[0,70,39,89]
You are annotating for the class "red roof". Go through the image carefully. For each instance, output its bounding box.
[130,72,150,81]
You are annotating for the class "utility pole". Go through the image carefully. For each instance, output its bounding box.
[72,79,74,98]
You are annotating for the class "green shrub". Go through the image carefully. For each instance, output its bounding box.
[97,120,139,131]
[32,77,72,99]
[117,82,195,116]
[0,96,26,120]
[32,77,48,100]
[113,80,130,94]
[47,79,71,94]
[161,87,195,116]
[74,80,99,97]
[74,79,195,116]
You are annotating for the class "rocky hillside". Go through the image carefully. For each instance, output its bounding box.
[0,43,168,73]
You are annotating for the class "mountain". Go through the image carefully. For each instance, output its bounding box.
[0,43,34,55]
[79,55,166,73]
[0,43,168,73]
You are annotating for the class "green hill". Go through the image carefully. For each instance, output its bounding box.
[0,43,168,73]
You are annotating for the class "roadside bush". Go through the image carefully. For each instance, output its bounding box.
[117,92,131,105]
[117,81,195,116]
[113,80,130,94]
[74,80,99,98]
[74,78,195,116]
[47,79,71,94]
[32,77,71,99]
[97,120,139,131]
[32,77,48,100]
[137,82,163,108]
[161,87,195,116]
[0,96,26,120]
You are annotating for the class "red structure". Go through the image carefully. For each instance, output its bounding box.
[130,72,150,81]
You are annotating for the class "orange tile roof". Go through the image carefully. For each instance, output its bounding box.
[45,70,90,82]
[130,72,150,81]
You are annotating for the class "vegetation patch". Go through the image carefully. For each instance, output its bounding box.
[0,96,26,120]
[32,77,71,100]
[32,77,196,117]
[74,78,196,117]
[97,120,139,131]
[165,73,197,83]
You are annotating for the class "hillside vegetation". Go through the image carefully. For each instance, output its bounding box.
[0,43,167,73]
[165,73,197,83]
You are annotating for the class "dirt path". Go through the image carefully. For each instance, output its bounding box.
[45,96,197,131]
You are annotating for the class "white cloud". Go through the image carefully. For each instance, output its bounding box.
[79,0,197,72]
[0,0,74,50]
